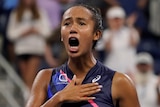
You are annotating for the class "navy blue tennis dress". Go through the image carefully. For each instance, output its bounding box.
[47,61,116,107]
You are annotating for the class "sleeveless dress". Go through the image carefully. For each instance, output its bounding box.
[47,61,115,107]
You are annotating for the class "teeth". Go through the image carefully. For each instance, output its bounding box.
[69,37,79,46]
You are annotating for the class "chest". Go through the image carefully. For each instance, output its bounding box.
[47,71,114,107]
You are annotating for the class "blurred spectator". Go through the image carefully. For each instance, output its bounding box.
[137,0,160,74]
[37,0,75,31]
[148,0,160,37]
[134,52,160,107]
[7,0,51,90]
[0,0,19,63]
[37,0,61,31]
[96,6,139,74]
[105,0,149,33]
[44,27,68,68]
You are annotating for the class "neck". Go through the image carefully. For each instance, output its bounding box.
[68,52,96,78]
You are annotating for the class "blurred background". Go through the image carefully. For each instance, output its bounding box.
[0,0,160,107]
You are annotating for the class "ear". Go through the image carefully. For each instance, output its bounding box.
[93,30,102,41]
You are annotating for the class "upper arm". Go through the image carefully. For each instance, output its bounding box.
[112,72,140,107]
[26,69,52,107]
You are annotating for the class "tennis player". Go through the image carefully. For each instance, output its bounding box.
[26,4,140,107]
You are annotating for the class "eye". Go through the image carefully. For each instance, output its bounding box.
[64,22,70,26]
[79,22,86,26]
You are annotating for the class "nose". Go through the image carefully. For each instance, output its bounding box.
[70,23,78,34]
[70,30,77,34]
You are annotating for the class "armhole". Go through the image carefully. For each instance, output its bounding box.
[47,68,56,99]
[107,67,116,81]
[111,71,118,107]
[48,68,56,88]
[111,70,116,81]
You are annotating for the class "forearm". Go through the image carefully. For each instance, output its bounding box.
[41,92,63,107]
[7,13,33,41]
[7,25,32,41]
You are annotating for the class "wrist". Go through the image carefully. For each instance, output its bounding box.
[54,91,65,104]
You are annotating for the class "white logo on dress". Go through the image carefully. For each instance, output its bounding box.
[59,74,68,82]
[92,75,101,83]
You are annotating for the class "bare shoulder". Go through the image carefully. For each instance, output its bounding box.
[112,72,135,97]
[33,68,54,88]
[26,68,54,107]
[37,68,53,80]
[113,72,134,86]
[112,72,140,107]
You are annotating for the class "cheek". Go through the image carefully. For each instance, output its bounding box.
[80,25,94,37]
[80,30,94,47]
[61,27,68,41]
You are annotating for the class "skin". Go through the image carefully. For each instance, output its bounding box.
[26,6,140,107]
[16,0,41,90]
[19,56,41,90]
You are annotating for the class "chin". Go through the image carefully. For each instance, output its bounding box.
[68,51,90,59]
[68,52,81,58]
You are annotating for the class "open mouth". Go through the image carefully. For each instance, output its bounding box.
[69,37,79,46]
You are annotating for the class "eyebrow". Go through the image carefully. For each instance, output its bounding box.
[63,17,89,22]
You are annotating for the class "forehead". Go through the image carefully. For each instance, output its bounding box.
[62,6,93,20]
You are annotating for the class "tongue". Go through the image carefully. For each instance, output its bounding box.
[69,37,79,46]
